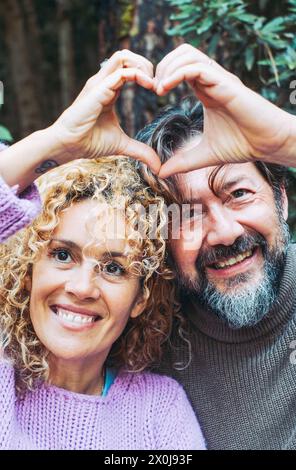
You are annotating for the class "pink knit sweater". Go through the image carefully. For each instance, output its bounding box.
[0,142,41,243]
[0,361,206,450]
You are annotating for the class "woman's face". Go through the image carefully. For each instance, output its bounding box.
[27,199,144,364]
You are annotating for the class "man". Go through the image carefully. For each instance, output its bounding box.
[137,44,296,450]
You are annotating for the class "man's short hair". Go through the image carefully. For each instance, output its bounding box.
[136,98,288,207]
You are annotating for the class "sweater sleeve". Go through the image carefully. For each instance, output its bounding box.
[0,360,17,449]
[0,144,42,243]
[154,376,207,450]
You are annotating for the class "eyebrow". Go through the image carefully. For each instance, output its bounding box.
[182,176,254,203]
[49,238,127,258]
[217,176,254,193]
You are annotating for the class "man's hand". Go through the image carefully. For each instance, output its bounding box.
[52,50,161,173]
[154,44,296,178]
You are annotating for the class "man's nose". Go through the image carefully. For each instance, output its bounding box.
[206,207,244,247]
[64,265,101,301]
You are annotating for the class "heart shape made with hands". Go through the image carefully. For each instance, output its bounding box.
[117,72,212,179]
[110,49,247,179]
[116,44,282,179]
[89,45,227,179]
[65,45,277,181]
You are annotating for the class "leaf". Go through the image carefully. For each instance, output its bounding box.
[207,32,220,56]
[170,12,191,20]
[235,13,258,24]
[167,0,192,5]
[245,48,255,71]
[166,26,183,36]
[287,46,296,62]
[254,17,265,30]
[0,125,13,142]
[261,17,286,34]
[196,16,214,35]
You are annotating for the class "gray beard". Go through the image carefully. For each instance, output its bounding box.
[178,219,291,329]
[198,259,279,328]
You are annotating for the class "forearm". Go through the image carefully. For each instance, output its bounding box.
[279,111,296,167]
[235,86,296,169]
[0,126,70,193]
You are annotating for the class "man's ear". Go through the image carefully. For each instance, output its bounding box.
[281,187,289,221]
[130,295,147,319]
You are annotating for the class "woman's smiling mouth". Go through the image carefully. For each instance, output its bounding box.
[50,304,102,330]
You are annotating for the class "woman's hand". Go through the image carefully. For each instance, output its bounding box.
[154,44,296,178]
[52,50,161,173]
[0,50,161,192]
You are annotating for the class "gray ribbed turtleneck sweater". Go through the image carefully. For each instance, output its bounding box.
[159,243,296,450]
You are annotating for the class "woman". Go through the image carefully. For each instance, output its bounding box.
[0,155,205,450]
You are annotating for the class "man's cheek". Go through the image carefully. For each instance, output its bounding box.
[179,224,203,254]
[176,245,199,274]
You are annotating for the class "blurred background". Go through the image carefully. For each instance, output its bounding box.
[0,0,296,236]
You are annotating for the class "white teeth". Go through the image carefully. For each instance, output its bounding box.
[55,308,96,325]
[214,249,253,269]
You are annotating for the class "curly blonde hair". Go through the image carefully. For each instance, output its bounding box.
[0,156,182,392]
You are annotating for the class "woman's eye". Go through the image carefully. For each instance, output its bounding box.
[231,189,250,199]
[50,248,72,263]
[103,261,125,276]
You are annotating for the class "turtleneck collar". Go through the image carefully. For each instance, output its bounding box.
[183,243,296,344]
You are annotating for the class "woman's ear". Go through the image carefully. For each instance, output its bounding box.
[130,295,147,319]
[24,275,32,293]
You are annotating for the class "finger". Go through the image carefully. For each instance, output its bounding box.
[106,49,154,77]
[88,50,154,90]
[158,136,217,179]
[155,43,221,83]
[154,52,220,91]
[156,63,220,96]
[121,137,161,174]
[102,67,155,95]
[70,68,155,124]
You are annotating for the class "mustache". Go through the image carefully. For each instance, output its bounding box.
[195,232,267,270]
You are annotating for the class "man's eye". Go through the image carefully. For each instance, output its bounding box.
[103,261,126,277]
[49,248,72,263]
[231,189,250,199]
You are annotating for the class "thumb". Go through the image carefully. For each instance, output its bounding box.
[122,137,161,174]
[158,135,218,179]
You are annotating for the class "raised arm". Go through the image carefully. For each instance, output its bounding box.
[0,50,161,193]
[154,44,296,178]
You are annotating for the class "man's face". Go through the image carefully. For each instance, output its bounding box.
[171,162,290,328]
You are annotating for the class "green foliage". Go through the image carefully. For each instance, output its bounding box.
[118,0,135,38]
[0,124,13,143]
[166,0,296,99]
[166,0,296,238]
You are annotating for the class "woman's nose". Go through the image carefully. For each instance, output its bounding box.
[64,265,101,301]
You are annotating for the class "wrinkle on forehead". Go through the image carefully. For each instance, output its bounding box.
[175,163,268,202]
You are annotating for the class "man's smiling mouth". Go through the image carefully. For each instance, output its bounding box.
[208,247,257,270]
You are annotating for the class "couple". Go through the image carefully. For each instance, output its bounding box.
[1,44,296,450]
